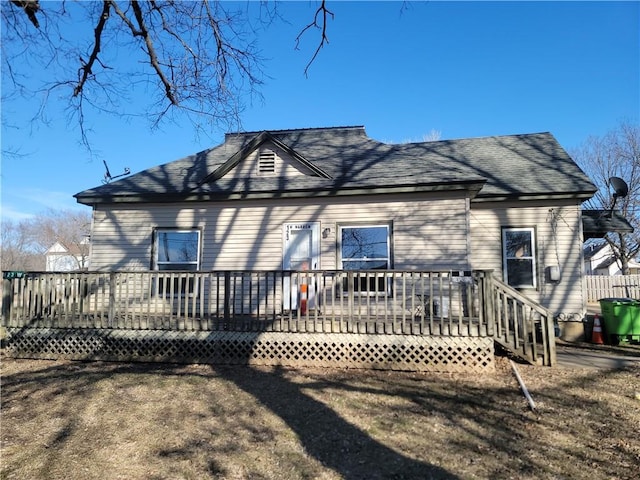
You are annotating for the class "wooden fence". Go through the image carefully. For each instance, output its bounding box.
[584,274,640,303]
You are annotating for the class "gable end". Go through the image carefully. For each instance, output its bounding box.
[197,131,332,186]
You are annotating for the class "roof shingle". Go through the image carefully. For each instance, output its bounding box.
[75,126,596,204]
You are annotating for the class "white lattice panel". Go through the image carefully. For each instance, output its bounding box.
[4,328,494,373]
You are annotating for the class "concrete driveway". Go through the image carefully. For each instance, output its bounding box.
[556,342,640,369]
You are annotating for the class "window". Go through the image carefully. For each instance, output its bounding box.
[154,229,200,295]
[339,224,391,294]
[502,227,536,288]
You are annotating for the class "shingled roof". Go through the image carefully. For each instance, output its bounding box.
[75,126,597,205]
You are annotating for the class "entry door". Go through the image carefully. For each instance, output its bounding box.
[283,222,320,310]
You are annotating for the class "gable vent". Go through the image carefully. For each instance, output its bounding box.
[257,150,277,175]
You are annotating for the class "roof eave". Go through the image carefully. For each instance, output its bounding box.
[472,191,597,203]
[582,209,635,240]
[75,181,486,205]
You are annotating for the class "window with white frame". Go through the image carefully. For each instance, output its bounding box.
[339,224,391,294]
[154,229,200,295]
[502,227,536,288]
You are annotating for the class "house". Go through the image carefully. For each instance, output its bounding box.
[583,241,640,276]
[45,240,89,272]
[74,126,598,332]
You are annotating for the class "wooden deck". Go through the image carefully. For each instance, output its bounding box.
[1,269,556,368]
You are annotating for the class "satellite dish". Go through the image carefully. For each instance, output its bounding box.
[607,176,629,217]
[609,177,628,198]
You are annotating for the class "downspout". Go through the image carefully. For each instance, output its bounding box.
[465,197,472,271]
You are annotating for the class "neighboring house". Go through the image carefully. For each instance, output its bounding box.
[75,126,598,322]
[45,240,89,272]
[583,241,640,276]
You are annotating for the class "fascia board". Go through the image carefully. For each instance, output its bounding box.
[75,181,487,205]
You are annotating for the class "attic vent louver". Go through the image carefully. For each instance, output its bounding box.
[257,150,276,175]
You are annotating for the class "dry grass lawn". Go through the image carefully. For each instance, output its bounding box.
[1,352,639,480]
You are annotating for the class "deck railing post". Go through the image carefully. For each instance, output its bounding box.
[347,271,354,320]
[108,272,116,327]
[543,312,557,366]
[224,271,231,322]
[480,270,495,336]
[2,277,11,326]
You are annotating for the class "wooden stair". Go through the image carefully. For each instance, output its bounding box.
[484,276,557,367]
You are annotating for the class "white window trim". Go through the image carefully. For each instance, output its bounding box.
[153,229,201,298]
[153,228,201,270]
[502,227,537,289]
[338,223,392,295]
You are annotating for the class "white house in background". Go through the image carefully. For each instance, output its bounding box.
[583,242,640,275]
[45,240,89,272]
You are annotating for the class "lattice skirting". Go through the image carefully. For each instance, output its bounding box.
[3,328,494,373]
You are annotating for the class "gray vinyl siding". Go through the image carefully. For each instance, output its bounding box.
[89,193,471,273]
[470,200,586,320]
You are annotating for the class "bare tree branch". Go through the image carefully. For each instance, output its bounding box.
[2,1,340,149]
[129,0,178,105]
[295,0,333,77]
[74,1,111,97]
[10,0,40,28]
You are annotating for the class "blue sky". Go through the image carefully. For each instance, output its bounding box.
[1,1,638,221]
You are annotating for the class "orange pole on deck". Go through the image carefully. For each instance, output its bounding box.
[300,283,308,315]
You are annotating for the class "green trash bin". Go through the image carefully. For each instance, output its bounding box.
[598,298,640,345]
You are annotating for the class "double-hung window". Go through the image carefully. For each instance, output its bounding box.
[502,227,536,288]
[154,229,200,295]
[339,224,391,294]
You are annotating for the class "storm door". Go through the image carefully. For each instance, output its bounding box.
[283,222,320,311]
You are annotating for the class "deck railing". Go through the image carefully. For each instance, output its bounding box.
[486,275,556,366]
[2,270,483,336]
[1,269,556,365]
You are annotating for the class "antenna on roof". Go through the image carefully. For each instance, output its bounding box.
[102,160,130,184]
[607,176,629,217]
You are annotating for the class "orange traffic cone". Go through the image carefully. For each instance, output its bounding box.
[591,314,604,344]
[300,284,308,315]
